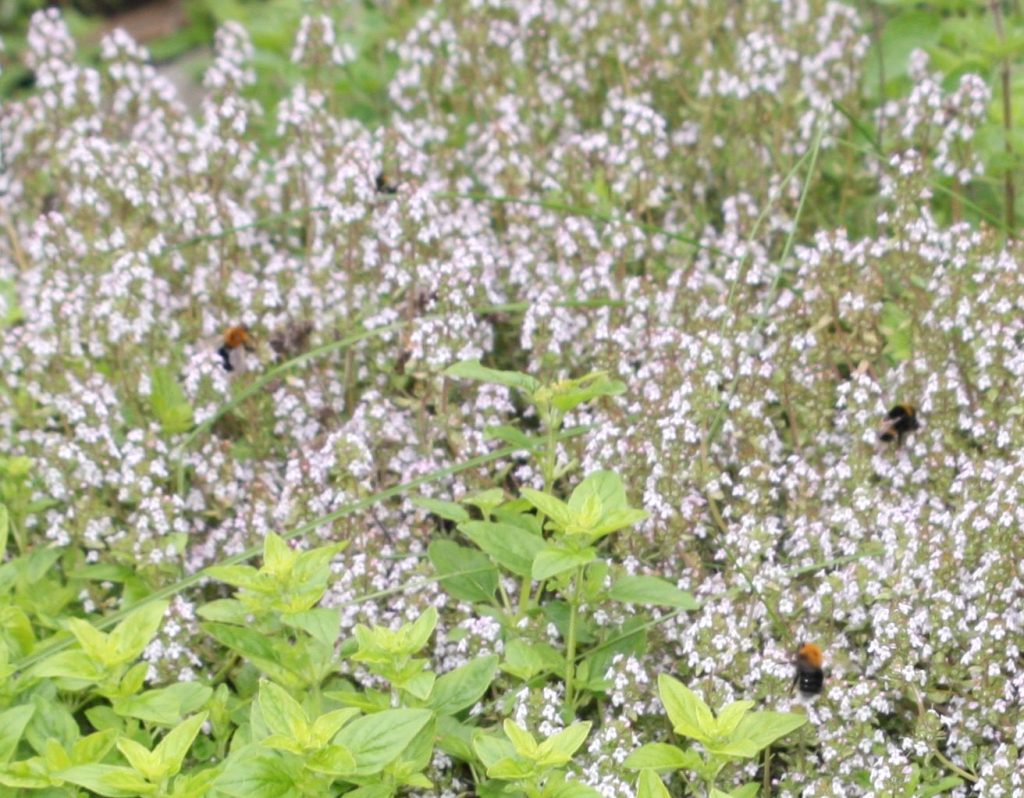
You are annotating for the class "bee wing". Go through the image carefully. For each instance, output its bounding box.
[877,418,899,442]
[223,345,248,374]
[203,334,249,375]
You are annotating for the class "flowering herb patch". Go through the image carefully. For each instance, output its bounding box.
[0,3,1021,796]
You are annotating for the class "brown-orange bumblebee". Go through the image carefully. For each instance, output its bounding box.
[375,171,399,195]
[217,325,254,373]
[791,642,824,696]
[878,403,919,445]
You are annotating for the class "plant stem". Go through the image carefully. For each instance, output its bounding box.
[9,514,25,557]
[564,565,583,715]
[543,407,560,491]
[516,576,532,617]
[933,749,978,783]
[2,216,29,272]
[311,681,322,718]
[797,719,808,782]
[990,0,1016,235]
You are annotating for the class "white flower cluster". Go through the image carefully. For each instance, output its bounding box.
[1,2,1020,793]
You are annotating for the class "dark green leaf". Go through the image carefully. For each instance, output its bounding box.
[427,655,498,715]
[636,769,673,798]
[428,540,498,603]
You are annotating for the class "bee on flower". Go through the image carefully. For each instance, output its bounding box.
[216,325,255,374]
[878,403,920,446]
[791,642,824,697]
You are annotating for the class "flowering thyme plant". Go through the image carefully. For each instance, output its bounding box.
[0,1,1020,795]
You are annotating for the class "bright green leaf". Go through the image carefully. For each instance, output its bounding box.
[149,366,195,435]
[484,425,538,450]
[728,711,807,754]
[72,729,118,765]
[472,731,516,769]
[30,650,106,687]
[531,545,595,581]
[262,532,294,576]
[444,360,540,393]
[111,683,213,726]
[108,601,170,664]
[0,504,8,556]
[461,489,506,514]
[569,471,627,513]
[537,722,591,764]
[502,720,539,759]
[624,742,701,772]
[406,607,439,652]
[154,712,208,777]
[519,489,573,529]
[334,708,433,776]
[67,618,110,666]
[609,575,699,609]
[658,674,716,742]
[259,682,309,745]
[215,748,304,798]
[284,607,341,648]
[116,737,164,783]
[411,496,470,523]
[488,755,536,780]
[637,770,673,798]
[460,521,546,578]
[0,704,34,763]
[58,764,158,797]
[306,743,357,776]
[715,701,755,738]
[586,507,650,538]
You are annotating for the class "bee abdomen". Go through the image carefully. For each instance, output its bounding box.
[798,667,824,695]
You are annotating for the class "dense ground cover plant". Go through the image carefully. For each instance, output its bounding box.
[1,1,1024,796]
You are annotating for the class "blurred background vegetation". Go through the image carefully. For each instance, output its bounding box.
[1,0,1023,236]
[0,0,421,128]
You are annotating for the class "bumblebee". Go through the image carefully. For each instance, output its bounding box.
[878,403,920,445]
[791,642,824,696]
[268,319,313,360]
[217,325,254,373]
[375,171,399,195]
